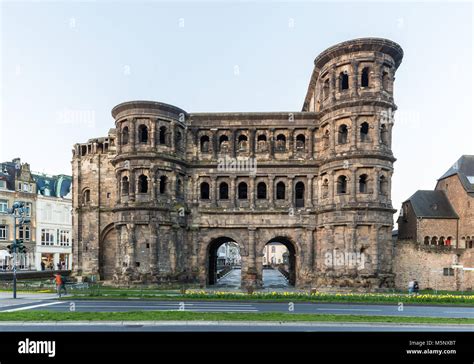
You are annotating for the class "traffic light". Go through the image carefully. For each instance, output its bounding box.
[6,245,12,254]
[16,239,26,254]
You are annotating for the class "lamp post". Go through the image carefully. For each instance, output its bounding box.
[8,201,29,299]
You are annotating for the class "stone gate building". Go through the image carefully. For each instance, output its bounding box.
[72,38,403,289]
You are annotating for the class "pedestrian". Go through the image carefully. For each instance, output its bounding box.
[55,273,67,298]
[408,279,414,294]
[40,261,45,271]
[413,280,420,295]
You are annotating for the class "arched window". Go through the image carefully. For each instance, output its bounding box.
[296,134,305,150]
[238,182,248,200]
[121,176,129,195]
[176,178,183,197]
[424,236,430,245]
[83,189,91,204]
[337,176,347,194]
[159,126,167,145]
[159,176,167,194]
[257,134,268,152]
[295,182,305,208]
[380,124,389,145]
[360,122,369,142]
[361,67,370,87]
[359,174,368,193]
[238,134,248,151]
[431,236,438,245]
[323,79,330,99]
[338,124,348,144]
[219,135,229,151]
[200,135,210,153]
[138,125,148,144]
[322,178,329,197]
[446,236,453,246]
[175,131,182,150]
[138,175,148,193]
[439,236,445,246]
[382,71,390,91]
[379,175,388,195]
[122,127,129,145]
[257,182,267,199]
[276,134,286,151]
[200,182,210,200]
[276,182,286,200]
[323,130,330,149]
[339,72,349,90]
[219,182,229,200]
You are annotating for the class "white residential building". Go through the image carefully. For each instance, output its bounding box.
[33,173,72,271]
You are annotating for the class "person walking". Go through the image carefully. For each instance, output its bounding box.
[413,280,420,295]
[408,279,414,294]
[54,273,67,298]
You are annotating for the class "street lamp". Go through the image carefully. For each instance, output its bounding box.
[8,201,28,299]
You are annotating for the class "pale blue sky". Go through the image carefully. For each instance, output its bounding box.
[1,1,473,215]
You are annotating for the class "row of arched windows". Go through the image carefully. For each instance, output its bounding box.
[120,175,183,197]
[199,181,306,206]
[322,122,389,148]
[121,125,183,149]
[321,174,388,196]
[322,66,390,99]
[200,133,307,154]
[423,236,453,246]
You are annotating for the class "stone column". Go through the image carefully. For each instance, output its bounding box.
[231,129,236,158]
[211,176,217,207]
[268,176,275,208]
[329,123,335,155]
[244,227,258,288]
[269,128,275,158]
[151,121,156,149]
[350,167,357,203]
[374,60,383,91]
[149,223,158,275]
[129,171,136,202]
[306,175,313,208]
[330,65,336,101]
[230,176,236,208]
[373,168,380,200]
[250,175,256,209]
[211,129,217,159]
[130,119,136,152]
[307,128,315,159]
[249,129,256,158]
[288,176,294,208]
[116,172,121,205]
[351,60,359,98]
[150,173,156,201]
[373,116,381,149]
[350,116,357,150]
[328,171,335,203]
[117,125,122,155]
[370,224,380,273]
[288,129,295,158]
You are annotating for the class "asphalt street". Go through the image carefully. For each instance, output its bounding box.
[1,299,473,318]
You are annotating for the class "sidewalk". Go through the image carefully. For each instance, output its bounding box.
[0,292,58,310]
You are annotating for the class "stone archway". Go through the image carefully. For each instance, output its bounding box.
[99,225,117,281]
[206,236,242,287]
[262,236,297,287]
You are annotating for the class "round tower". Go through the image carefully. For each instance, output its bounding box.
[110,101,189,283]
[310,38,403,289]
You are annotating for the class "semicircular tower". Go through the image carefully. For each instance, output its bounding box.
[304,38,403,289]
[111,101,189,283]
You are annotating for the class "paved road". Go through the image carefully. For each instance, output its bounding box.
[214,268,290,290]
[0,322,472,332]
[1,299,474,318]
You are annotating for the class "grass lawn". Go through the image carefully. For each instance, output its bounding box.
[0,310,473,325]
